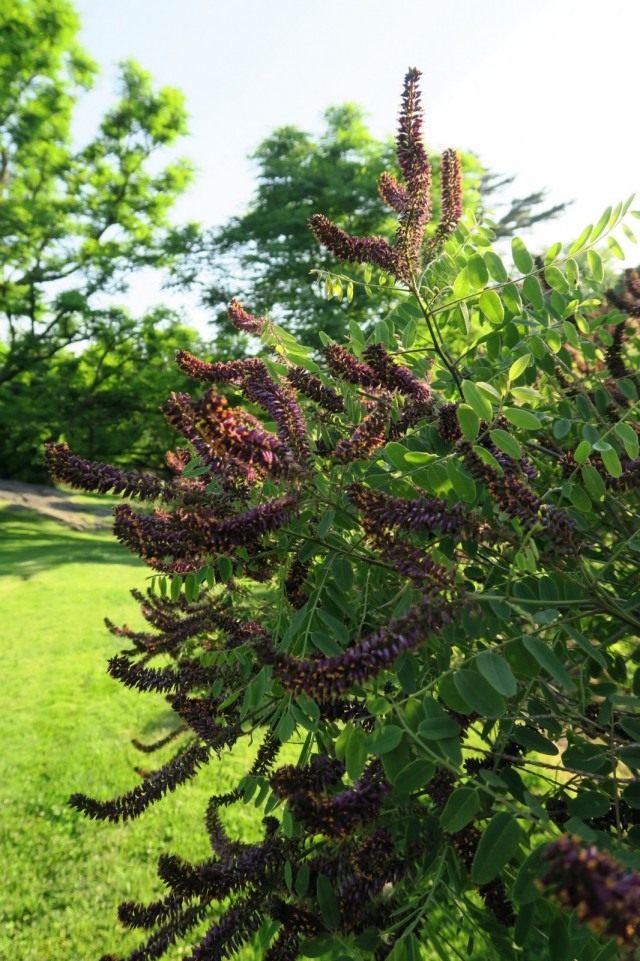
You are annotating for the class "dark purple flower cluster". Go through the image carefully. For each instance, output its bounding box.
[393,68,432,278]
[176,350,265,385]
[428,148,463,251]
[614,456,640,491]
[227,298,266,335]
[112,493,297,572]
[44,442,167,501]
[460,442,576,551]
[241,367,310,463]
[262,595,451,698]
[169,388,299,481]
[348,482,473,537]
[333,396,391,463]
[284,556,311,609]
[362,344,432,401]
[283,760,390,838]
[107,653,217,695]
[308,214,397,276]
[70,743,211,823]
[378,171,407,214]
[323,342,381,388]
[285,365,345,413]
[309,69,443,282]
[270,755,346,796]
[388,397,436,440]
[605,319,629,380]
[437,402,462,443]
[541,836,640,943]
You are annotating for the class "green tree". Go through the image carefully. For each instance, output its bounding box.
[0,311,202,481]
[0,0,197,389]
[176,105,567,350]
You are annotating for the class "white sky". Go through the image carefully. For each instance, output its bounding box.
[74,0,640,324]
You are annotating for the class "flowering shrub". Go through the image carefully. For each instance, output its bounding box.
[46,69,640,961]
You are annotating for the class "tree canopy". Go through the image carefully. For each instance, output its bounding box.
[175,105,568,350]
[0,0,205,478]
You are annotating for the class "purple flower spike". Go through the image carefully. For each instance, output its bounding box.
[227,298,266,335]
[541,836,640,943]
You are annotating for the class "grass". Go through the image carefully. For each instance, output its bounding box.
[0,505,265,960]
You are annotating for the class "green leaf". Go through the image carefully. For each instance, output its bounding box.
[615,422,639,459]
[467,253,489,288]
[489,429,522,460]
[475,650,517,697]
[478,290,504,325]
[608,236,625,260]
[395,760,435,793]
[512,845,546,905]
[446,460,476,503]
[452,267,471,299]
[502,282,523,315]
[601,446,622,478]
[453,670,506,717]
[565,258,580,288]
[456,404,480,441]
[511,386,542,404]
[590,206,612,242]
[316,875,340,929]
[295,863,310,897]
[544,265,568,293]
[471,813,521,885]
[521,636,575,691]
[587,249,604,282]
[484,251,508,282]
[568,223,592,255]
[345,726,367,780]
[574,440,592,463]
[462,380,493,421]
[476,380,502,403]
[367,724,403,755]
[418,716,460,740]
[553,418,572,440]
[440,787,481,832]
[522,275,544,310]
[544,241,562,263]
[385,441,409,471]
[511,726,558,756]
[568,483,591,513]
[508,353,532,383]
[503,407,542,431]
[512,237,533,274]
[317,609,349,645]
[581,463,606,500]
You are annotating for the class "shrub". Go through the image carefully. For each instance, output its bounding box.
[47,69,640,961]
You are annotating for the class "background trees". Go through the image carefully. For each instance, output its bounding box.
[0,0,200,478]
[0,0,572,482]
[173,107,568,351]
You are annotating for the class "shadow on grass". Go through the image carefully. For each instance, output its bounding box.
[1,508,140,578]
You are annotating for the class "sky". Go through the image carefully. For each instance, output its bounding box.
[73,0,640,324]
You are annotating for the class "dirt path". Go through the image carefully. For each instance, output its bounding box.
[0,480,113,531]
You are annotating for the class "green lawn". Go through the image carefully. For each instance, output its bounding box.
[0,505,262,960]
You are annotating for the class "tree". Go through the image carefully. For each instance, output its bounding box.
[0,310,202,481]
[175,105,567,349]
[0,0,197,389]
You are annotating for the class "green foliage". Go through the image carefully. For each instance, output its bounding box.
[0,0,201,476]
[43,66,640,961]
[0,310,203,480]
[175,104,484,347]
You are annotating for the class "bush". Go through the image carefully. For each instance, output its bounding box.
[47,69,640,961]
